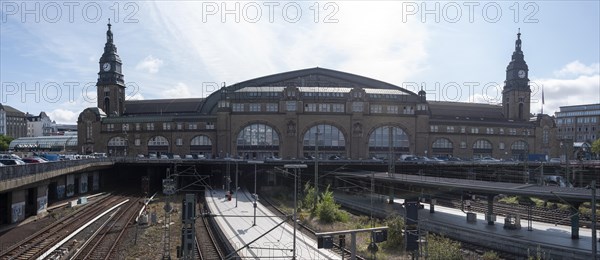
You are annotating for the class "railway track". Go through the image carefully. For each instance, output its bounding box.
[0,194,123,260]
[195,194,225,260]
[69,196,142,260]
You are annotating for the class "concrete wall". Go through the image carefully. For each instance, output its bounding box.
[10,189,25,223]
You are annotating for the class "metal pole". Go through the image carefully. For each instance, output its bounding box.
[293,167,298,260]
[253,163,257,226]
[235,162,239,207]
[592,180,597,260]
[315,129,319,210]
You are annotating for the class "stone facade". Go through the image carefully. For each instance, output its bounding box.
[78,24,560,161]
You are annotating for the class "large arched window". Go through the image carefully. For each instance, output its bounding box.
[236,123,280,160]
[432,138,453,156]
[190,135,212,157]
[472,139,493,157]
[511,140,528,160]
[107,136,127,156]
[148,136,169,153]
[368,126,409,159]
[303,124,346,159]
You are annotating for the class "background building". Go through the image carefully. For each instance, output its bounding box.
[26,112,55,137]
[555,103,600,160]
[0,103,27,139]
[78,24,559,160]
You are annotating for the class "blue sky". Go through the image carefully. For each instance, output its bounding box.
[1,1,599,124]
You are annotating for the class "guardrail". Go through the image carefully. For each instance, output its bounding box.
[0,158,116,182]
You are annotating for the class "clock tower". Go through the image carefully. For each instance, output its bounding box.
[502,30,531,121]
[97,20,125,117]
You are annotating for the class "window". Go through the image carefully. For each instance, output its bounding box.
[177,123,183,130]
[134,139,141,146]
[432,138,453,149]
[286,101,297,111]
[305,103,317,112]
[417,104,427,111]
[135,123,141,131]
[511,140,527,150]
[205,122,215,129]
[499,128,504,134]
[460,141,466,149]
[191,135,212,146]
[106,124,114,132]
[499,142,505,149]
[249,104,261,112]
[146,123,154,131]
[352,102,364,112]
[233,103,244,112]
[370,105,383,113]
[332,104,345,113]
[446,126,454,133]
[148,136,169,146]
[460,126,466,133]
[509,128,516,135]
[188,123,198,130]
[122,124,129,131]
[543,128,549,144]
[473,139,492,149]
[430,125,438,132]
[319,104,331,112]
[266,103,278,112]
[163,123,171,130]
[486,128,494,134]
[176,138,183,146]
[387,105,399,114]
[403,106,414,114]
[471,127,479,134]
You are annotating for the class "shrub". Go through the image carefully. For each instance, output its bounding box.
[426,234,462,260]
[381,214,404,250]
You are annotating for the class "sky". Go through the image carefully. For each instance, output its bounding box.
[1,1,599,124]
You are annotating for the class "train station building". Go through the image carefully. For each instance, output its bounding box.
[78,23,559,161]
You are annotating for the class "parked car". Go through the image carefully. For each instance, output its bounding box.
[172,154,182,159]
[159,154,169,159]
[22,157,48,163]
[0,159,27,165]
[265,156,282,161]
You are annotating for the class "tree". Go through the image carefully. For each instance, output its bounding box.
[315,185,348,223]
[0,135,13,151]
[592,138,600,158]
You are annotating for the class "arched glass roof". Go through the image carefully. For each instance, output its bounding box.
[9,135,78,149]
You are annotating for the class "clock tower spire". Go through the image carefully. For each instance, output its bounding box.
[97,19,125,116]
[502,29,531,121]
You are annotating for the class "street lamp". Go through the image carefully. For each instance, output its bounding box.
[284,164,307,260]
[248,160,264,226]
[314,128,321,209]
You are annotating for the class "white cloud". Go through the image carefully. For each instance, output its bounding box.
[135,55,164,74]
[533,74,600,114]
[49,108,77,124]
[162,82,193,99]
[554,61,600,77]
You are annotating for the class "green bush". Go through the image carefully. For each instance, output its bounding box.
[426,234,462,260]
[315,185,349,223]
[381,214,404,250]
[483,251,501,260]
[302,181,317,212]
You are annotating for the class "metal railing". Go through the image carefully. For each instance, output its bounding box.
[0,158,115,182]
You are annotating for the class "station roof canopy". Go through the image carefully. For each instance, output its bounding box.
[9,135,77,150]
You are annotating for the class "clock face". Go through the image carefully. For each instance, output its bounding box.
[103,63,111,72]
[518,70,526,78]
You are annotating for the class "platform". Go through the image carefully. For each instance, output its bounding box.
[205,189,340,259]
[333,191,599,259]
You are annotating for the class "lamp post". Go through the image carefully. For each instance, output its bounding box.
[234,160,240,207]
[284,164,307,260]
[248,160,263,226]
[314,128,321,209]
